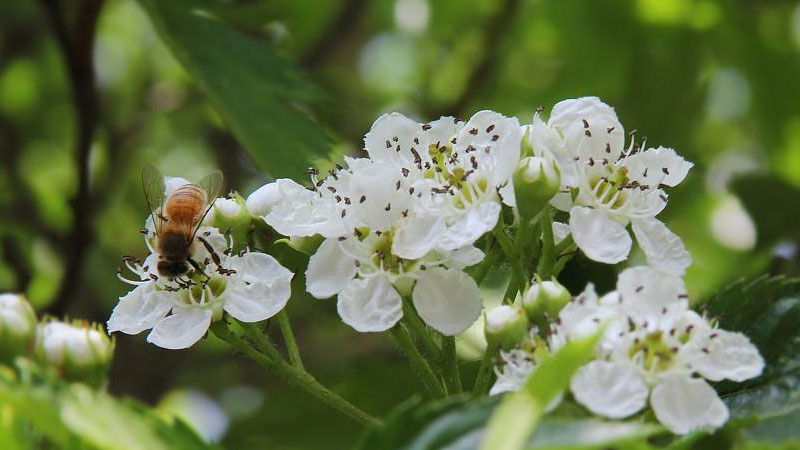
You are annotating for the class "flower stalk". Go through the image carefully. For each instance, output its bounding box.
[390,324,446,399]
[276,311,304,370]
[210,319,378,426]
[441,335,462,394]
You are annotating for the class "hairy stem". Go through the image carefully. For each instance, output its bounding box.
[276,311,304,370]
[391,324,446,399]
[472,346,496,396]
[537,206,556,279]
[441,335,462,394]
[402,300,442,363]
[492,224,527,301]
[212,320,378,426]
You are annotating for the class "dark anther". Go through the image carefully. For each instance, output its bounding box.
[360,195,367,203]
[469,128,478,135]
[582,119,589,128]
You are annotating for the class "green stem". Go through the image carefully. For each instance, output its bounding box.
[402,300,442,363]
[553,233,574,257]
[492,225,527,301]
[536,206,556,279]
[276,310,304,370]
[211,321,377,426]
[391,324,446,399]
[441,335,462,394]
[472,346,496,396]
[471,237,499,286]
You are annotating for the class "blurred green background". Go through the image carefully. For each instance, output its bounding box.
[1,0,800,448]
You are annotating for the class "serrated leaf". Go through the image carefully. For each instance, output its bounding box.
[731,175,800,247]
[704,276,800,421]
[354,394,660,450]
[137,0,329,181]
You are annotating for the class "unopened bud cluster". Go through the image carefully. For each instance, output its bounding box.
[0,292,114,387]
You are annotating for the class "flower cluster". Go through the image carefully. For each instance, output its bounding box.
[107,96,765,437]
[251,110,523,335]
[532,98,693,275]
[492,267,763,434]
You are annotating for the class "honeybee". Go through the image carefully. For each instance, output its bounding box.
[142,163,224,279]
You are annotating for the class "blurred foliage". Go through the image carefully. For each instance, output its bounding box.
[1,0,800,448]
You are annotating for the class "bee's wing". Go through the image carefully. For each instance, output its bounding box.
[141,163,166,234]
[190,170,224,238]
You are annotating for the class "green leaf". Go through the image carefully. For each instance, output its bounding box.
[137,0,329,181]
[480,333,600,450]
[0,361,217,450]
[731,175,800,247]
[354,395,660,450]
[704,276,800,422]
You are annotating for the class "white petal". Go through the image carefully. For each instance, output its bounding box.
[246,182,281,217]
[552,222,570,244]
[147,306,213,350]
[549,97,625,163]
[392,215,446,259]
[306,239,357,299]
[444,245,485,269]
[631,218,691,276]
[164,176,191,197]
[107,284,174,334]
[617,266,687,319]
[364,113,459,169]
[650,377,729,435]
[412,268,482,336]
[347,163,412,232]
[691,330,764,382]
[569,206,631,264]
[337,277,403,332]
[625,146,693,187]
[224,253,293,322]
[439,202,501,251]
[456,111,521,185]
[570,361,649,419]
[264,179,346,238]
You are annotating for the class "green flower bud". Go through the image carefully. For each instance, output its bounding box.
[35,320,114,388]
[512,156,560,220]
[522,279,571,326]
[0,293,37,364]
[210,194,251,251]
[484,305,529,350]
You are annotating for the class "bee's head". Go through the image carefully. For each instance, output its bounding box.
[157,260,189,278]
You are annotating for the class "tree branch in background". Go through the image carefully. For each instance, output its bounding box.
[38,0,105,316]
[427,0,521,119]
[299,0,367,70]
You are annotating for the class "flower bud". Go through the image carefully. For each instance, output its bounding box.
[522,279,571,325]
[0,293,37,364]
[209,194,251,252]
[35,320,114,387]
[245,182,281,218]
[512,156,560,220]
[484,305,529,350]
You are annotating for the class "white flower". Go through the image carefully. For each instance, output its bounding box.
[109,227,293,350]
[490,349,536,395]
[559,267,763,434]
[306,233,484,335]
[363,110,521,257]
[489,337,562,411]
[532,97,693,276]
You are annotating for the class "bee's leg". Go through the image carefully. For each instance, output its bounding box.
[187,257,211,283]
[196,235,222,267]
